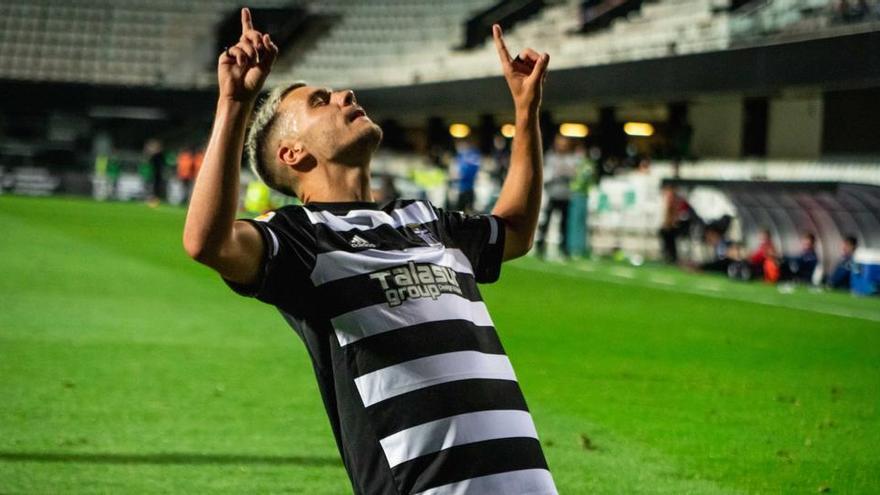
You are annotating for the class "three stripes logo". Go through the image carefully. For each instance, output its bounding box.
[349,234,377,248]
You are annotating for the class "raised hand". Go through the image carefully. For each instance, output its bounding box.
[492,24,549,115]
[218,7,279,103]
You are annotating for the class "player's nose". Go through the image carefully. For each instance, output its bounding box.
[334,89,355,107]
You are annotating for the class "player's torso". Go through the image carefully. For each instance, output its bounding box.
[297,200,555,495]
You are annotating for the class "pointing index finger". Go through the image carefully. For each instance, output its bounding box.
[492,24,512,68]
[241,7,254,33]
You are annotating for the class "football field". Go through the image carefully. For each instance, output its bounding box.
[1,195,878,494]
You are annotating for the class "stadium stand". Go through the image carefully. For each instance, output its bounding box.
[0,0,294,88]
[0,0,873,89]
[0,0,878,274]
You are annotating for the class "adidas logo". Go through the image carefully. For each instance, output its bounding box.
[349,235,377,248]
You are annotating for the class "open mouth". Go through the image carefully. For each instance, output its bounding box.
[348,108,367,122]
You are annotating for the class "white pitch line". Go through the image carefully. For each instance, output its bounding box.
[513,263,880,323]
[609,267,636,279]
[649,275,676,286]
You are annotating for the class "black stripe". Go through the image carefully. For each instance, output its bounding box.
[390,437,548,495]
[305,200,446,255]
[348,320,505,377]
[367,379,528,439]
[317,271,482,318]
[314,223,425,253]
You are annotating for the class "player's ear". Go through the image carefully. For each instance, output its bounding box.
[277,138,313,171]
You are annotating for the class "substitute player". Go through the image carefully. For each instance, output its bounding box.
[183,8,555,494]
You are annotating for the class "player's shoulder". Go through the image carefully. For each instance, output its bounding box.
[381,197,445,224]
[383,197,434,210]
[251,204,313,233]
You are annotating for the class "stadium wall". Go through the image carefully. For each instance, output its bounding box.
[690,98,744,158]
[768,93,824,159]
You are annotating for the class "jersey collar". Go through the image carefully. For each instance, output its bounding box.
[305,201,382,212]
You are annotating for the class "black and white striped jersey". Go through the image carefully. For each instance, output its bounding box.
[224,199,557,495]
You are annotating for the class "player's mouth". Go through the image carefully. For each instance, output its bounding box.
[348,107,368,123]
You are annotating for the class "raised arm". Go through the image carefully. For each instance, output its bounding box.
[182,7,279,284]
[488,25,549,261]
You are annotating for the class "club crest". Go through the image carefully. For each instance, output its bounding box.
[407,223,443,247]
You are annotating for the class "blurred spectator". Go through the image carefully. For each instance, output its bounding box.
[827,235,858,289]
[781,233,819,283]
[176,147,197,204]
[566,142,595,257]
[453,138,481,213]
[537,134,579,258]
[833,0,872,22]
[193,147,205,178]
[658,184,696,263]
[491,135,511,183]
[671,158,681,179]
[700,225,732,273]
[726,242,752,281]
[748,227,780,282]
[244,179,273,215]
[144,139,166,207]
[636,155,651,175]
[372,175,400,204]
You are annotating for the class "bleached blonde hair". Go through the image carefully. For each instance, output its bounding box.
[245,81,306,197]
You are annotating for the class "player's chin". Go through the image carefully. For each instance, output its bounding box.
[355,120,383,148]
[338,124,382,162]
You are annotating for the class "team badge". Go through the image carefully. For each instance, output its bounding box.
[255,211,276,222]
[407,223,442,247]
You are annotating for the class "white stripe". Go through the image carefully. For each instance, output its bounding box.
[516,260,880,323]
[312,247,473,285]
[380,409,538,468]
[413,201,437,226]
[414,468,557,495]
[303,201,437,231]
[265,225,280,257]
[487,215,499,245]
[354,351,515,407]
[332,295,493,347]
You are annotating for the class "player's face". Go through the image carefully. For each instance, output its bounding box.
[279,85,382,166]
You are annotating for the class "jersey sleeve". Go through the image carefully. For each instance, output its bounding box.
[433,205,506,284]
[222,208,317,314]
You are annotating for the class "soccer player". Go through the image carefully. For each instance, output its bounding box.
[183,8,555,494]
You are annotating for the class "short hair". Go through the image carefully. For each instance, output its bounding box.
[804,232,816,244]
[844,235,858,248]
[245,81,307,198]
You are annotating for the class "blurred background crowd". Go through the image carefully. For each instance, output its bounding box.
[1,0,879,295]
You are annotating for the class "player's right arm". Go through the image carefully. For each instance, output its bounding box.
[183,7,279,286]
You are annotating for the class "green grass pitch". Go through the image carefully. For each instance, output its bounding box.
[1,195,878,494]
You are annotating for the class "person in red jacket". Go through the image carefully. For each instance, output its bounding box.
[748,227,780,282]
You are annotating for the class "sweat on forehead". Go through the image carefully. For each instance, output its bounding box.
[285,86,334,106]
[273,86,335,136]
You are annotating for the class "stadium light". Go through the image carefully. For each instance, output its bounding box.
[624,122,655,137]
[559,123,589,138]
[449,123,471,138]
[501,124,516,138]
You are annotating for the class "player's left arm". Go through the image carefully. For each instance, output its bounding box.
[488,24,549,261]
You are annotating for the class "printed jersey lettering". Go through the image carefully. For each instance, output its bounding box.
[368,261,462,307]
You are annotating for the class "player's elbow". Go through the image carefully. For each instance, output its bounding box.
[182,233,216,264]
[509,236,534,260]
[500,219,535,260]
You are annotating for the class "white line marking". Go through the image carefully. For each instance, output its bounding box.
[515,263,880,323]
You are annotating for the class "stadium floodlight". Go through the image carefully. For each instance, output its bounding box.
[559,123,588,138]
[501,124,516,138]
[449,123,471,138]
[624,122,655,137]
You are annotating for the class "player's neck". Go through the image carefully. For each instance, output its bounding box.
[301,163,373,204]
